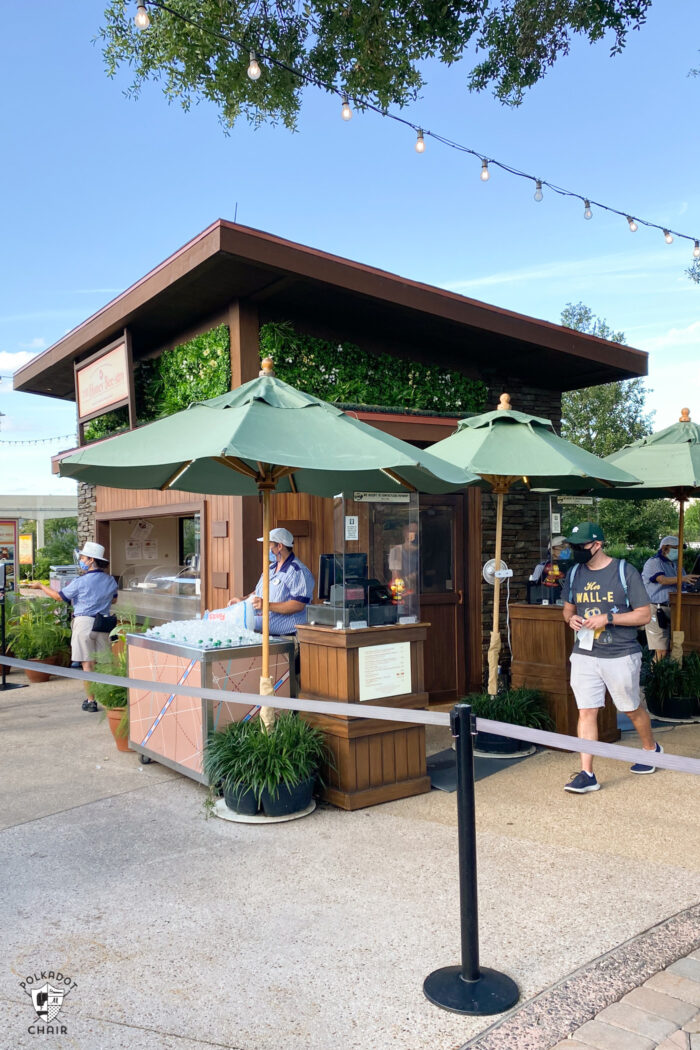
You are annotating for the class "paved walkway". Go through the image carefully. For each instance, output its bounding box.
[0,668,698,1050]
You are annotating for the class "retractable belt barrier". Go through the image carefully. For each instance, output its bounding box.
[2,655,698,775]
[3,654,699,1018]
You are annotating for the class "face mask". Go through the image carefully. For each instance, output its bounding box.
[668,549,679,562]
[269,548,277,564]
[557,548,572,561]
[572,546,594,565]
[79,559,90,570]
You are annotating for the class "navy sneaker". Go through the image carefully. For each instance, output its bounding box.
[630,742,663,774]
[564,771,601,793]
[82,700,98,713]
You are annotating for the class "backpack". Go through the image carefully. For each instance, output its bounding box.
[567,559,630,609]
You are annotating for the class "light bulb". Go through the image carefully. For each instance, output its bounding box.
[583,199,592,220]
[341,95,352,121]
[533,180,543,202]
[247,51,261,81]
[694,240,700,260]
[134,2,150,28]
[664,229,673,244]
[480,159,490,181]
[415,129,425,153]
[627,216,638,233]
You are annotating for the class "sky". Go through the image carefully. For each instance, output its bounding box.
[1,1,699,496]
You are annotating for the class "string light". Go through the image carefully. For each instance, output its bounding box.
[663,229,673,244]
[247,51,261,81]
[341,95,352,121]
[134,2,150,28]
[137,1,700,257]
[694,241,700,260]
[583,200,592,220]
[0,434,77,446]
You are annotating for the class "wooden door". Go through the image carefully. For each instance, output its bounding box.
[419,494,466,704]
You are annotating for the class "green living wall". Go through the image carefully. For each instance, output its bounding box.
[84,321,486,442]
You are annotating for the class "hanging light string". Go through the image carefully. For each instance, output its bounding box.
[133,1,700,258]
[0,433,77,446]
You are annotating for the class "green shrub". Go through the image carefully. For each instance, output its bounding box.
[203,713,332,804]
[461,687,554,730]
[7,598,71,660]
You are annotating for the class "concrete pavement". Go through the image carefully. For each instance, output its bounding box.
[0,668,698,1050]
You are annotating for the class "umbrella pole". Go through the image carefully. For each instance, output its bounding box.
[672,496,687,664]
[259,482,275,730]
[487,490,505,695]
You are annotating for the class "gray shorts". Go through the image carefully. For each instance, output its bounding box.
[570,652,642,712]
[71,616,111,663]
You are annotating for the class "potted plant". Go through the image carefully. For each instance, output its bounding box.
[644,652,700,720]
[6,597,71,682]
[109,607,149,656]
[463,687,554,755]
[203,713,332,817]
[92,646,132,751]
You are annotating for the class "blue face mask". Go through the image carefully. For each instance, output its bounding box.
[269,548,277,564]
[558,548,572,560]
[668,549,679,562]
[79,559,90,570]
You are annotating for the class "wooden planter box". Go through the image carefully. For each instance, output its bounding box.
[297,622,431,810]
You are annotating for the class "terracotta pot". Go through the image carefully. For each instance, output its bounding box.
[105,706,133,752]
[24,653,63,683]
[111,638,126,658]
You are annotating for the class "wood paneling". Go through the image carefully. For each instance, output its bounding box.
[297,623,431,809]
[670,594,700,654]
[510,603,620,743]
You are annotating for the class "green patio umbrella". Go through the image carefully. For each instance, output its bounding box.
[605,407,700,661]
[428,394,639,694]
[59,358,479,721]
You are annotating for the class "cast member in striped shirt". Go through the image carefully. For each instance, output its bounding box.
[227,527,315,636]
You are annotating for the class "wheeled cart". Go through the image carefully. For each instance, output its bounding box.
[126,634,297,784]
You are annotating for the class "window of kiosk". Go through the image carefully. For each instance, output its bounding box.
[112,513,202,623]
[419,504,454,593]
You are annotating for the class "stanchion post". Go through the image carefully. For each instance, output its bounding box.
[423,702,519,1015]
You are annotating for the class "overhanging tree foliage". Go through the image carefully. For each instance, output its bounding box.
[99,1,653,127]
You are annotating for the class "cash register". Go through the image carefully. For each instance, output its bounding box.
[306,553,398,627]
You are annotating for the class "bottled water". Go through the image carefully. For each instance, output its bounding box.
[146,618,260,649]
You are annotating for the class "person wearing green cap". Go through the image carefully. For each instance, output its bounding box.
[561,521,661,793]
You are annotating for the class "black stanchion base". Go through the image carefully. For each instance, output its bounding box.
[1,682,27,691]
[423,965,519,1015]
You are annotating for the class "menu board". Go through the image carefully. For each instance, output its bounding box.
[0,520,18,591]
[358,641,412,702]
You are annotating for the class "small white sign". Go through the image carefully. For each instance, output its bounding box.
[353,491,410,503]
[358,641,412,702]
[125,540,142,562]
[345,515,359,541]
[141,540,159,561]
[551,513,561,533]
[130,519,154,541]
[557,496,594,506]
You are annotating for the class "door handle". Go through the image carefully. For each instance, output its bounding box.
[457,589,464,605]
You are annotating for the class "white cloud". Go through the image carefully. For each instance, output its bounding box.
[18,337,46,351]
[0,350,38,373]
[641,320,700,353]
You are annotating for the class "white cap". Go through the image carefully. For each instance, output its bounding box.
[258,527,294,547]
[660,535,679,548]
[79,541,106,561]
[550,535,567,547]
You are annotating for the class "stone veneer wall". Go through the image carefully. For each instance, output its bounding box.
[477,379,564,688]
[77,483,97,550]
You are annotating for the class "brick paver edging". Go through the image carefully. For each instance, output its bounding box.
[460,903,700,1050]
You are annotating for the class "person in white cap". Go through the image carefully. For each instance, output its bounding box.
[531,535,571,585]
[227,527,315,635]
[642,536,699,660]
[30,542,118,711]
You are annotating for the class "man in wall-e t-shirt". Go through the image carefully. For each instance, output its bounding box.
[561,521,660,794]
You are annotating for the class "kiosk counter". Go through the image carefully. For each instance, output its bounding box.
[126,633,297,783]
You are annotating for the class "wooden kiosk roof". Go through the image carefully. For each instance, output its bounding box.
[14,220,647,399]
